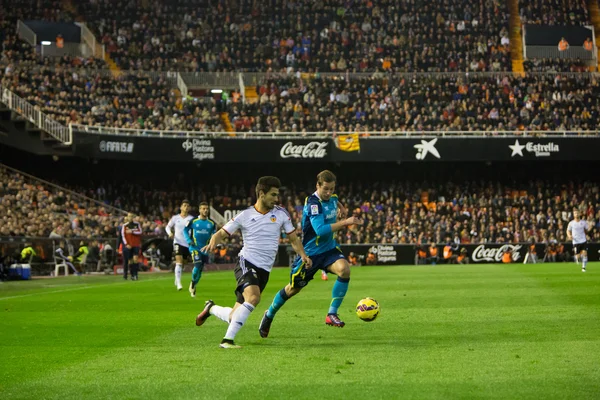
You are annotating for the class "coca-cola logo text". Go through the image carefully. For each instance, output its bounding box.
[472,244,523,262]
[280,141,328,159]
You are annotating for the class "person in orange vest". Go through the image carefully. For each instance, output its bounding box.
[428,243,439,265]
[583,37,593,52]
[502,249,512,264]
[415,245,427,265]
[56,34,64,49]
[443,242,457,264]
[457,248,469,264]
[558,37,569,52]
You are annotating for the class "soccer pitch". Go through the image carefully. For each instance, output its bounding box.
[1,264,599,400]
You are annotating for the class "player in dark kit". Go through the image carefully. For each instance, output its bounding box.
[121,213,143,280]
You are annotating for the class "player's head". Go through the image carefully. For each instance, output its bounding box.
[199,202,209,218]
[180,200,191,215]
[316,170,336,201]
[573,209,580,220]
[126,212,134,222]
[255,176,281,209]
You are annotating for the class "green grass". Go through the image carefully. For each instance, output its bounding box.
[1,263,600,399]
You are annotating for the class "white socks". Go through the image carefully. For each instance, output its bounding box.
[582,256,588,269]
[210,305,233,323]
[175,263,182,286]
[224,302,255,341]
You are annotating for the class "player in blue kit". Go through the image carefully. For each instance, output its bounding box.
[259,170,362,337]
[183,202,216,297]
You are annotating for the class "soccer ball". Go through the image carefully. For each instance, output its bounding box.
[356,297,380,322]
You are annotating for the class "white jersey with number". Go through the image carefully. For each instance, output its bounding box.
[567,219,588,244]
[166,214,194,247]
[223,206,295,272]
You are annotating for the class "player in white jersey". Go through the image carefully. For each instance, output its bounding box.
[567,209,590,272]
[194,176,311,349]
[166,200,193,290]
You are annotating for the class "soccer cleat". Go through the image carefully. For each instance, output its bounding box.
[258,311,273,338]
[195,300,215,326]
[189,282,196,297]
[177,284,183,291]
[582,268,586,272]
[219,339,241,349]
[325,314,345,328]
[321,271,328,281]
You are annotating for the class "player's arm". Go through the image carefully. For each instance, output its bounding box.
[337,201,348,219]
[287,231,312,268]
[201,229,228,253]
[165,217,174,238]
[310,206,362,235]
[566,223,572,241]
[202,215,242,253]
[121,224,130,248]
[183,221,198,251]
[133,222,143,235]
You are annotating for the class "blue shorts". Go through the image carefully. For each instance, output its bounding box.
[290,247,345,288]
[191,250,209,266]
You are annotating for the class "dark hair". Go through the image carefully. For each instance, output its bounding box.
[317,170,337,185]
[255,176,281,197]
[181,199,190,205]
[199,202,209,207]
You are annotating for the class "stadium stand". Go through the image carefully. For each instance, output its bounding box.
[231,73,600,133]
[75,0,512,73]
[519,0,590,26]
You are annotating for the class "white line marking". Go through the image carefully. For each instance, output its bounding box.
[0,276,171,301]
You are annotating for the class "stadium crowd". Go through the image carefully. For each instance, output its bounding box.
[77,0,511,73]
[0,0,596,134]
[519,0,590,26]
[0,167,162,239]
[7,171,597,248]
[231,72,600,133]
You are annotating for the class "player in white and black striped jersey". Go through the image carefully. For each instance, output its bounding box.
[567,210,590,272]
[194,176,312,349]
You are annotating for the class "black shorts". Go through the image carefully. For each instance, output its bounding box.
[123,246,140,260]
[173,243,190,259]
[573,242,588,254]
[233,256,270,304]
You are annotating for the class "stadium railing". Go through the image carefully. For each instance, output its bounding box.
[69,124,600,138]
[524,45,596,61]
[16,20,36,47]
[75,22,106,60]
[0,163,129,217]
[0,85,72,144]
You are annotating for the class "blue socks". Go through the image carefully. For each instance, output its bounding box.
[191,264,203,287]
[266,288,290,319]
[328,277,350,315]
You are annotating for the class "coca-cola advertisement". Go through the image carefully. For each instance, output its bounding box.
[470,244,526,263]
[279,141,328,159]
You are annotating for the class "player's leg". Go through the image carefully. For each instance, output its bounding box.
[325,250,351,327]
[130,249,140,280]
[221,285,261,348]
[122,247,130,279]
[189,252,206,297]
[174,244,185,290]
[260,256,319,338]
[581,248,588,271]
